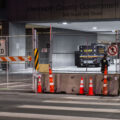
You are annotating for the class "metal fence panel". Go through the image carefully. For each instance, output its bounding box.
[0,35,33,91]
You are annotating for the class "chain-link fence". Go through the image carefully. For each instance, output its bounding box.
[0,35,33,91]
[37,29,50,65]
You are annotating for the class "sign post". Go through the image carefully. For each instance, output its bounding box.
[108,44,118,73]
[32,28,39,92]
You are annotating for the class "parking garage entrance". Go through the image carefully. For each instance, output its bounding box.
[29,21,120,74]
[0,21,120,94]
[27,21,120,95]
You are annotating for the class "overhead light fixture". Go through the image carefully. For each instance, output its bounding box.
[92,27,97,30]
[62,22,68,25]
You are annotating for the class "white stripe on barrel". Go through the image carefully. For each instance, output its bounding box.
[49,75,53,78]
[80,85,84,87]
[103,84,107,87]
[104,75,107,79]
[50,83,54,85]
[89,85,93,87]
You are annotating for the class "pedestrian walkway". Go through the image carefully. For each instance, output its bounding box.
[0,94,120,120]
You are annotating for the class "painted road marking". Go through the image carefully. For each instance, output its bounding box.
[63,96,119,101]
[18,105,120,113]
[0,112,117,120]
[64,96,102,100]
[43,100,120,106]
[8,84,32,88]
[0,82,24,86]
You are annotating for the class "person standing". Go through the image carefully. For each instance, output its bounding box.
[101,54,108,73]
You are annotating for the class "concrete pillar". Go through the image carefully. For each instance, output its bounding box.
[9,23,26,71]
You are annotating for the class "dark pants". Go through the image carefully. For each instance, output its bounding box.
[101,66,108,73]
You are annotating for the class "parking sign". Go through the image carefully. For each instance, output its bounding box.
[0,40,6,56]
[108,45,118,56]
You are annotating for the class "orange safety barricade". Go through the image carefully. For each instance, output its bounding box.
[0,56,32,62]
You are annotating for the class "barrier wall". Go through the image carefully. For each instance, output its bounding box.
[41,73,120,96]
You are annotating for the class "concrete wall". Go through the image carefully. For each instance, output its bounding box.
[97,33,116,43]
[41,73,120,96]
[7,0,120,22]
[26,29,32,56]
[52,28,97,67]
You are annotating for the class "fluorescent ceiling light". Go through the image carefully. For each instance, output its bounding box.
[92,27,97,30]
[62,22,68,25]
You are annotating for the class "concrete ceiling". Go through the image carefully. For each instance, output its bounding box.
[30,21,120,34]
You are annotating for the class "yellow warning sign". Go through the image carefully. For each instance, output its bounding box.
[34,48,39,71]
[84,49,93,52]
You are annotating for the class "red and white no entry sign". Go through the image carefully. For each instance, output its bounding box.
[108,45,118,56]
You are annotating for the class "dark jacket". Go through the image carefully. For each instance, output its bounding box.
[101,57,108,73]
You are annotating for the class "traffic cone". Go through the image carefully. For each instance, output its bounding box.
[37,75,42,93]
[79,77,84,94]
[103,65,108,95]
[88,77,94,96]
[49,65,54,93]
